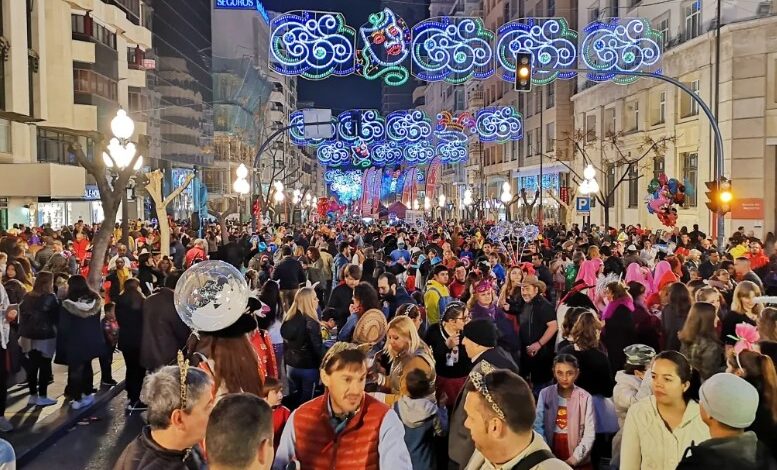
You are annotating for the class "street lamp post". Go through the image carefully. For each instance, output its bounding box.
[104,109,141,247]
[233,163,250,226]
[438,193,446,220]
[272,180,285,223]
[500,181,512,221]
[578,164,600,229]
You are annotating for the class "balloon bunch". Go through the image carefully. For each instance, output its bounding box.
[645,173,685,227]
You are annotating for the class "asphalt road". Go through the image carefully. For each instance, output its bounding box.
[22,395,144,470]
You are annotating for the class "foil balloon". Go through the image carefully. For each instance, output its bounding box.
[174,260,250,332]
[647,178,660,195]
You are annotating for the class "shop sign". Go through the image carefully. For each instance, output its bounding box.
[84,186,100,200]
[731,198,764,219]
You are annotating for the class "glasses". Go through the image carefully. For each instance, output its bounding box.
[177,350,190,410]
[455,314,471,321]
[468,361,505,420]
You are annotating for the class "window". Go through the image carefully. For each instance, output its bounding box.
[535,89,542,114]
[682,152,698,207]
[72,14,116,49]
[546,83,555,108]
[625,100,640,132]
[628,164,639,207]
[680,80,700,117]
[546,122,555,152]
[589,1,601,21]
[547,0,555,17]
[0,119,10,153]
[128,46,144,69]
[73,68,118,101]
[586,113,597,142]
[684,1,702,41]
[658,91,666,123]
[653,156,665,179]
[606,164,616,207]
[526,129,534,156]
[651,91,666,125]
[37,129,94,165]
[604,107,616,137]
[655,14,670,50]
[128,87,150,114]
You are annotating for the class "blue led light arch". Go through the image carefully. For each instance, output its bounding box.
[580,18,662,85]
[357,8,412,86]
[496,17,577,85]
[475,106,523,143]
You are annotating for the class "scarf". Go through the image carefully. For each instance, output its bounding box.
[117,267,131,292]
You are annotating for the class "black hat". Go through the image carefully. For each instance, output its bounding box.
[462,319,499,348]
[206,314,258,338]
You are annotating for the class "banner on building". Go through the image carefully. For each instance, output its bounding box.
[371,168,383,215]
[402,168,416,206]
[425,157,441,199]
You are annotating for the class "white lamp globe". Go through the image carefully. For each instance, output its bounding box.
[111,109,135,140]
[438,193,446,208]
[233,178,250,194]
[102,152,115,168]
[583,164,596,180]
[236,163,249,179]
[133,155,144,171]
[579,180,590,194]
[589,179,600,194]
[413,198,419,210]
[423,198,431,210]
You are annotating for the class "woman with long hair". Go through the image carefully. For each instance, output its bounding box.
[661,282,693,351]
[678,302,725,382]
[424,301,471,408]
[722,281,763,350]
[601,282,637,373]
[498,266,523,315]
[376,315,436,404]
[3,260,33,292]
[350,282,388,348]
[115,278,146,411]
[280,287,324,408]
[627,282,661,351]
[56,275,105,409]
[620,351,710,470]
[727,349,777,459]
[18,271,59,408]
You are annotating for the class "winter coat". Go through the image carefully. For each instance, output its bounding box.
[662,303,689,352]
[558,345,614,397]
[137,265,162,296]
[184,246,207,268]
[534,385,596,466]
[18,292,59,340]
[611,371,653,469]
[280,313,324,369]
[115,293,144,351]
[114,425,204,470]
[272,256,306,290]
[680,336,725,382]
[139,288,191,371]
[601,297,637,373]
[676,431,777,470]
[55,296,106,365]
[325,283,353,329]
[631,302,662,352]
[394,396,446,470]
[620,396,710,470]
[385,286,415,320]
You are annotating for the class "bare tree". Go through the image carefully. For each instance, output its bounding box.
[550,129,675,229]
[69,137,145,290]
[520,188,541,221]
[546,187,577,228]
[141,170,194,257]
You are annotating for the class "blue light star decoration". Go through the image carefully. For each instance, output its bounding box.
[434,111,476,143]
[437,141,469,164]
[496,18,577,85]
[386,109,433,143]
[475,106,523,143]
[357,8,411,86]
[270,11,356,80]
[404,141,435,164]
[411,17,495,84]
[337,109,386,144]
[581,18,662,85]
[317,140,352,167]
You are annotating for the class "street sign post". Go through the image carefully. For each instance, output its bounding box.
[576,196,590,215]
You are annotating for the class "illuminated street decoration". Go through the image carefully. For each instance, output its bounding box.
[386,109,432,143]
[357,8,412,86]
[327,169,364,203]
[269,11,356,79]
[337,109,386,143]
[350,141,372,168]
[404,141,435,164]
[411,17,494,84]
[434,111,475,143]
[581,18,662,85]
[317,140,351,166]
[437,141,469,164]
[496,18,577,85]
[475,106,523,143]
[289,110,334,146]
[372,141,405,167]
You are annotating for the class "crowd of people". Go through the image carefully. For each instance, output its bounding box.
[1,217,777,469]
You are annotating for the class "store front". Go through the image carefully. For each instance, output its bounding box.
[36,185,104,229]
[515,164,571,225]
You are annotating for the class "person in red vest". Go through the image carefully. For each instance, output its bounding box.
[273,342,412,470]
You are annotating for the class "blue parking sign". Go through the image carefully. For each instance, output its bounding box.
[576,197,591,214]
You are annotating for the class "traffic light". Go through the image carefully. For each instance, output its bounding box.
[349,110,362,139]
[705,177,733,215]
[514,52,532,92]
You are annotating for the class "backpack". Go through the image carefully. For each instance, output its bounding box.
[428,286,453,318]
[508,449,555,470]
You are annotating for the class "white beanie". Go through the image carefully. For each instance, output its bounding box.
[699,373,759,428]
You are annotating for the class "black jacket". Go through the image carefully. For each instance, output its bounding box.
[601,304,637,373]
[55,296,107,366]
[326,283,354,329]
[137,266,163,296]
[558,345,615,397]
[19,292,59,340]
[114,426,204,470]
[385,286,415,320]
[116,293,144,351]
[140,288,191,371]
[676,432,777,470]
[272,256,306,290]
[280,313,324,369]
[217,241,246,271]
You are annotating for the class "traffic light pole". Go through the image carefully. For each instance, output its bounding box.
[550,68,726,248]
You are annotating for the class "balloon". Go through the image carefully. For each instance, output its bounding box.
[257,242,267,253]
[174,260,250,332]
[647,178,660,195]
[667,179,679,194]
[673,193,686,205]
[647,204,655,214]
[678,184,686,194]
[658,173,668,186]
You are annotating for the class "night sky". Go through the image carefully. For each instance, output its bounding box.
[262,0,384,112]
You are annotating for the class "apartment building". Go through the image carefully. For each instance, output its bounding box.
[0,0,152,229]
[573,0,777,235]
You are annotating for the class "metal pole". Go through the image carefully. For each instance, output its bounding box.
[120,188,129,247]
[539,88,544,228]
[713,0,723,246]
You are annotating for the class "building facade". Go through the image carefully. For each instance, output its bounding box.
[573,0,777,236]
[0,0,152,230]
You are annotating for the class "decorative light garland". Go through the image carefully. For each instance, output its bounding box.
[403,141,435,164]
[475,106,523,143]
[337,109,385,143]
[496,17,577,85]
[437,141,469,163]
[434,111,476,143]
[581,18,662,85]
[411,17,495,84]
[356,8,411,86]
[317,140,351,167]
[270,11,356,79]
[386,109,433,143]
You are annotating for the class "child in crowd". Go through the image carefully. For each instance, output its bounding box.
[263,376,290,451]
[392,368,447,470]
[320,308,339,349]
[611,344,656,469]
[534,354,596,470]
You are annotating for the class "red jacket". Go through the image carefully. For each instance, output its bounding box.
[292,391,388,470]
[72,238,90,262]
[185,246,207,268]
[249,330,278,380]
[273,405,291,451]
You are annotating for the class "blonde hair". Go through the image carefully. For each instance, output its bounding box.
[587,245,600,259]
[731,281,763,318]
[284,287,319,323]
[384,315,427,361]
[759,307,777,342]
[498,266,523,306]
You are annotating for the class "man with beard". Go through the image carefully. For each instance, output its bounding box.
[273,343,411,469]
[377,272,414,320]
